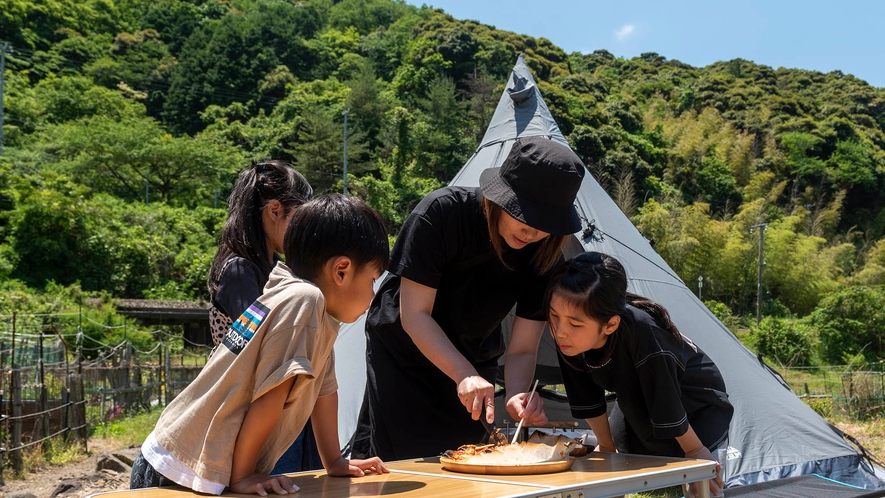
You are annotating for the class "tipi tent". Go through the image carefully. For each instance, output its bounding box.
[334,55,885,494]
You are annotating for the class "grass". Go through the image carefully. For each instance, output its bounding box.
[17,437,87,477]
[89,405,163,448]
[6,406,163,479]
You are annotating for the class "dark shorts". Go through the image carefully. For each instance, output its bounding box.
[129,451,179,489]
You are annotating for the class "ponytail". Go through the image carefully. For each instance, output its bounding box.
[207,160,313,296]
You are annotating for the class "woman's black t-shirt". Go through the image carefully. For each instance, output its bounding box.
[367,186,552,366]
[558,305,733,452]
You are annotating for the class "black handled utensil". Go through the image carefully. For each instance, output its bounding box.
[480,404,508,445]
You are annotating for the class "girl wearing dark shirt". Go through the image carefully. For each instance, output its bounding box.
[547,252,732,496]
[353,137,586,460]
[207,160,313,343]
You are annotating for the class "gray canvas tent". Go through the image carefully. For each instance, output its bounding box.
[334,55,885,494]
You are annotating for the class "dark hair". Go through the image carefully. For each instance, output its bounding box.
[207,160,313,295]
[545,252,680,367]
[284,194,389,281]
[481,197,567,275]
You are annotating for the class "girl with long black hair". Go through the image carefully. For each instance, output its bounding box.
[547,251,733,496]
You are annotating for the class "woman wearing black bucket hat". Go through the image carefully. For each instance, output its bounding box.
[352,136,586,461]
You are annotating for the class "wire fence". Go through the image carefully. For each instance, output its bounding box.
[0,311,212,481]
[780,362,885,420]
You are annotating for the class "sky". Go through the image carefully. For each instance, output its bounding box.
[407,0,885,88]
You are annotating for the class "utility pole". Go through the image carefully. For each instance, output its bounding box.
[750,223,768,324]
[1,41,8,157]
[342,108,350,195]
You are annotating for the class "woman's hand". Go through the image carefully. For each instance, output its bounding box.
[229,473,299,496]
[505,392,547,426]
[684,446,724,497]
[327,456,390,477]
[457,375,496,422]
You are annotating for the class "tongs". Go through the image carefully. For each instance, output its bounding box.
[480,403,508,446]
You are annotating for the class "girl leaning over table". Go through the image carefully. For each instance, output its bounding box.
[352,136,586,460]
[547,251,733,497]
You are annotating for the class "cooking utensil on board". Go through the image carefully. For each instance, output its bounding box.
[480,404,508,445]
[510,379,539,444]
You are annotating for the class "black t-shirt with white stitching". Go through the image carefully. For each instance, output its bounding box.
[367,186,552,366]
[558,305,733,454]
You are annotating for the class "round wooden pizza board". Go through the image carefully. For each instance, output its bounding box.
[439,456,576,475]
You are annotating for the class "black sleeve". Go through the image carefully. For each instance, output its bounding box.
[557,354,608,419]
[213,258,264,320]
[514,258,561,321]
[631,322,690,440]
[388,193,457,290]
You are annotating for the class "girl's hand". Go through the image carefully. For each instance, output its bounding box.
[229,473,299,496]
[327,456,389,477]
[684,446,724,496]
[595,444,618,453]
[457,375,496,422]
[505,392,548,426]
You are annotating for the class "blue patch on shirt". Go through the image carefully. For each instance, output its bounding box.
[222,302,270,355]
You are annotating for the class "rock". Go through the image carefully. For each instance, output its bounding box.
[96,453,131,473]
[49,479,81,497]
[83,471,108,482]
[113,447,139,466]
[7,492,39,498]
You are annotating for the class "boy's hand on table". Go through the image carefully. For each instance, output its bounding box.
[327,456,390,477]
[229,473,299,496]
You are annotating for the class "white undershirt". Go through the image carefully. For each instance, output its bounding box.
[142,431,226,495]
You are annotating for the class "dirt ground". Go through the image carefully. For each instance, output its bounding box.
[0,439,138,498]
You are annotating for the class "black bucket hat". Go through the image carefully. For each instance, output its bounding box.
[479,136,585,235]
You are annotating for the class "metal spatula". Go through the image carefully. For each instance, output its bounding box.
[480,404,508,445]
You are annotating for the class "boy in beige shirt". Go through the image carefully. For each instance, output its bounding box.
[130,194,389,495]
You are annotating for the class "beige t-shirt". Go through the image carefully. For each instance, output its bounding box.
[152,262,339,486]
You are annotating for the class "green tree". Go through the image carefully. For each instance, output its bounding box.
[327,0,414,35]
[162,0,324,134]
[811,286,885,363]
[34,115,242,205]
[751,317,813,366]
[827,140,878,190]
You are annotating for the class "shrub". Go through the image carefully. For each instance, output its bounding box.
[811,286,885,364]
[750,316,813,366]
[703,300,739,332]
[802,395,833,419]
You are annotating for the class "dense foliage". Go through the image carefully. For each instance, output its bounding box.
[1,0,884,361]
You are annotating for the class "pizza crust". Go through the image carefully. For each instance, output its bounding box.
[443,432,581,465]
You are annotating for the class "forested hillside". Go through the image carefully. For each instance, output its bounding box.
[1,0,884,362]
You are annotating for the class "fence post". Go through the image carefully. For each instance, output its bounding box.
[134,349,144,410]
[158,342,163,407]
[62,383,70,444]
[0,376,4,486]
[11,369,22,473]
[0,341,3,485]
[39,332,50,454]
[120,342,131,413]
[164,344,172,405]
[100,356,106,425]
[69,373,87,452]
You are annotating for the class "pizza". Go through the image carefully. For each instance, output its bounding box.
[443,432,584,465]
